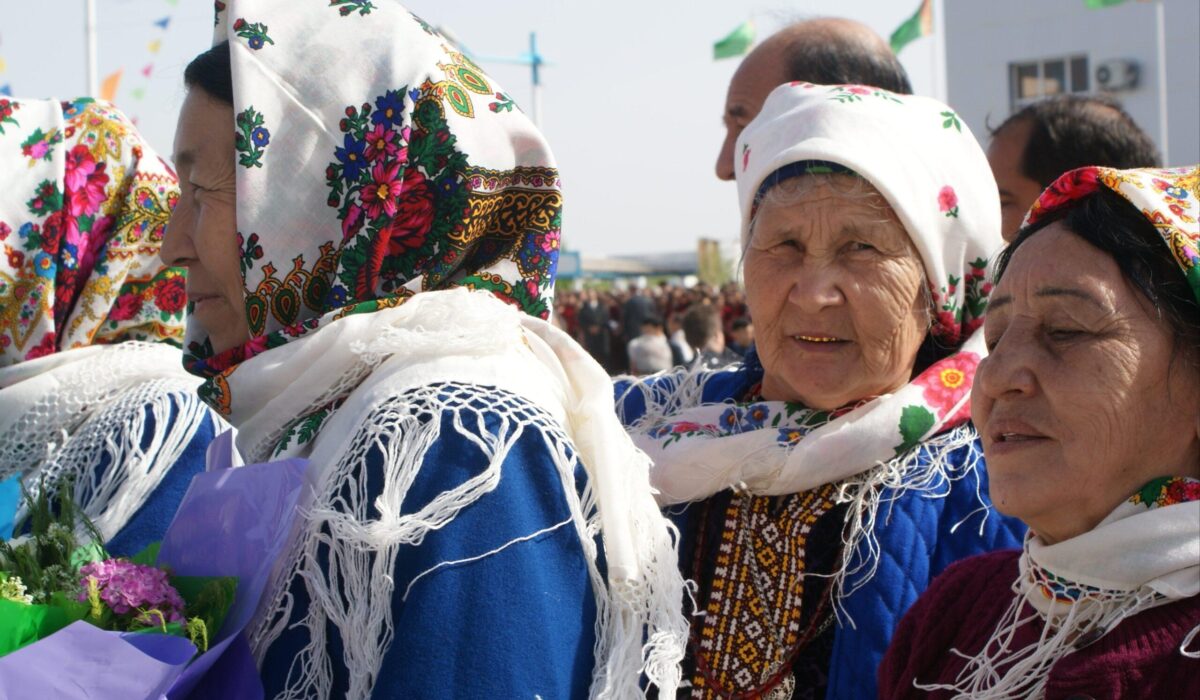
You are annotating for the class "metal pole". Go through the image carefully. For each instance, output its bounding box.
[530,32,542,128]
[85,0,98,96]
[1153,0,1169,164]
[932,0,948,103]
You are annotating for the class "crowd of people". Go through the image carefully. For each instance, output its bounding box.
[0,1,1196,699]
[553,283,753,375]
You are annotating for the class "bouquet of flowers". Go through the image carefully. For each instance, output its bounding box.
[0,483,234,659]
[0,431,309,700]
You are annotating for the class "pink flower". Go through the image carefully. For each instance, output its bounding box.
[342,203,365,241]
[938,185,959,217]
[25,331,57,360]
[913,352,979,423]
[360,160,403,219]
[109,292,144,321]
[25,141,49,160]
[0,222,10,240]
[78,559,185,624]
[848,86,872,95]
[64,145,109,218]
[363,123,401,162]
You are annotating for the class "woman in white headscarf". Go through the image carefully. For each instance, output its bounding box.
[617,83,1025,699]
[165,2,686,697]
[0,97,221,552]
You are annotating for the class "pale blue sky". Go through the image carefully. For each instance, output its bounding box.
[1,0,938,256]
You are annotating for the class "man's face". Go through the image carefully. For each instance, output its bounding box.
[715,45,790,181]
[987,119,1047,242]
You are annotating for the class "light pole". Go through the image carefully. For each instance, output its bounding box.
[85,0,98,96]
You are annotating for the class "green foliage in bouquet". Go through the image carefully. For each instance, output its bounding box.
[0,481,236,657]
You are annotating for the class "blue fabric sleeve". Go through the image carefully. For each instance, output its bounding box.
[824,436,1026,700]
[106,394,216,557]
[259,388,597,699]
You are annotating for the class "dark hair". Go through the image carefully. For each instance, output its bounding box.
[184,41,233,105]
[998,188,1200,358]
[682,305,721,349]
[641,314,664,329]
[731,317,753,332]
[783,37,912,95]
[991,95,1160,188]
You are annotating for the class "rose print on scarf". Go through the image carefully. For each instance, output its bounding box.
[913,351,979,424]
[232,18,275,50]
[21,128,61,163]
[329,0,375,17]
[828,84,902,104]
[235,108,269,168]
[0,98,19,134]
[938,185,959,218]
[1130,476,1200,510]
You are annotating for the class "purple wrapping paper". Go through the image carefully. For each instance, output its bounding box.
[0,431,309,700]
[0,621,195,699]
[159,451,308,699]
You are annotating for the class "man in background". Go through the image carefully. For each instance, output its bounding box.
[987,94,1160,240]
[627,316,674,375]
[683,305,742,370]
[716,18,912,181]
[727,317,754,358]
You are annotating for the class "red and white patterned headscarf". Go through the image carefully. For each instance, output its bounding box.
[0,98,182,368]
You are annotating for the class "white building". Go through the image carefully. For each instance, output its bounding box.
[943,0,1199,166]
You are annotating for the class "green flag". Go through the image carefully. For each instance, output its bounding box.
[1084,0,1131,7]
[713,20,755,60]
[889,0,933,55]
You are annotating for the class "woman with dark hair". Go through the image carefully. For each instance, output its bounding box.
[165,2,685,698]
[879,166,1200,698]
[0,97,222,551]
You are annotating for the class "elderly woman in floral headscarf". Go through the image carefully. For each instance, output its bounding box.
[0,97,221,551]
[880,166,1200,699]
[165,2,686,698]
[617,83,1026,699]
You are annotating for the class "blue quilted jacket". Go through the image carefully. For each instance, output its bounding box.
[615,353,1025,699]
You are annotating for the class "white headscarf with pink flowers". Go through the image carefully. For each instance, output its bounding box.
[622,83,1002,601]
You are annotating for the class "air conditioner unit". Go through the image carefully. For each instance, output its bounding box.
[1095,59,1140,91]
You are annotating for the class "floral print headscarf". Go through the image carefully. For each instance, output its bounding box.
[187,0,562,415]
[630,82,1005,503]
[738,83,1001,348]
[0,98,182,367]
[1023,165,1200,304]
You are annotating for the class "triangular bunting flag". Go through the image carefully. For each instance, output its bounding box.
[0,57,6,74]
[131,87,146,100]
[142,64,153,78]
[99,69,123,101]
[154,17,171,30]
[0,85,12,97]
[148,39,162,54]
[714,20,755,60]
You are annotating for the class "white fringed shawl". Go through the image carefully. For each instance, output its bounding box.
[226,289,687,699]
[0,342,213,540]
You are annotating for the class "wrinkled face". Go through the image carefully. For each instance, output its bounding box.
[744,176,929,409]
[161,88,249,355]
[987,119,1046,243]
[974,224,1200,544]
[715,46,789,181]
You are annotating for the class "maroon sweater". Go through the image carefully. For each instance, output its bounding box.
[878,549,1200,699]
